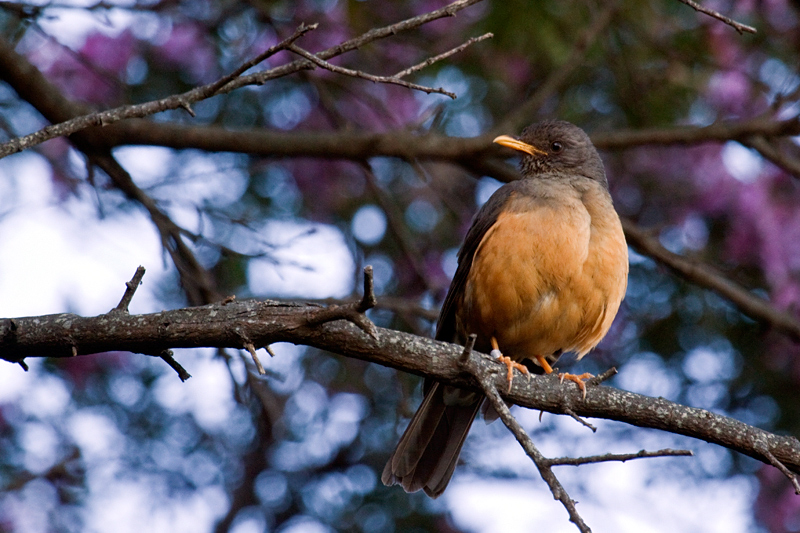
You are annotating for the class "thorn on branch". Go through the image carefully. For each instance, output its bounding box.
[221,295,236,305]
[18,359,28,371]
[113,266,146,313]
[150,349,192,382]
[244,342,266,375]
[563,407,597,432]
[265,344,277,357]
[459,333,477,365]
[179,101,196,117]
[357,265,377,312]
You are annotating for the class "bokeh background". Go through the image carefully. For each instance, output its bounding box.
[1,1,799,531]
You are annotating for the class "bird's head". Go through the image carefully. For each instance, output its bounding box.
[493,120,607,188]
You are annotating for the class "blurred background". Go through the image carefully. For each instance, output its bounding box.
[0,0,799,531]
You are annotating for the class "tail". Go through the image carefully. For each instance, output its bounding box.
[381,382,482,498]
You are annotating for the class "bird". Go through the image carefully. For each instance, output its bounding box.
[381,119,629,498]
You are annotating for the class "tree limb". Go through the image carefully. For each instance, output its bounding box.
[2,296,799,477]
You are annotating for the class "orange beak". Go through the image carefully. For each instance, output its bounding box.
[493,135,547,156]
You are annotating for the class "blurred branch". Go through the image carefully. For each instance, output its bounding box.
[590,115,800,149]
[361,163,436,293]
[2,297,800,480]
[495,1,619,135]
[743,135,800,178]
[675,0,757,34]
[621,219,800,343]
[0,0,484,158]
[0,23,316,158]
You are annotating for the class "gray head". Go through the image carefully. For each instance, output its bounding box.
[493,120,608,188]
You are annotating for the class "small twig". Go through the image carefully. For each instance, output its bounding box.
[357,265,377,313]
[461,349,591,532]
[460,333,478,364]
[204,23,318,97]
[764,448,800,495]
[17,359,28,371]
[113,265,146,313]
[0,24,318,160]
[221,295,236,305]
[563,407,597,432]
[265,344,277,357]
[304,266,380,338]
[392,32,493,79]
[589,367,618,386]
[244,342,266,375]
[287,44,457,99]
[154,349,191,382]
[546,448,693,467]
[675,0,757,34]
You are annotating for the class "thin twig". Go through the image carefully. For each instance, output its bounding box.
[244,342,266,375]
[357,265,377,313]
[0,24,317,159]
[563,407,597,432]
[764,448,800,495]
[113,265,146,313]
[675,0,757,34]
[392,32,493,79]
[287,44,457,99]
[545,448,693,467]
[460,345,591,532]
[154,349,192,382]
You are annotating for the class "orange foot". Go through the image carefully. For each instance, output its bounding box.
[490,336,529,392]
[558,372,594,400]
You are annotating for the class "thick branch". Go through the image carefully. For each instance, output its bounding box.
[2,299,799,476]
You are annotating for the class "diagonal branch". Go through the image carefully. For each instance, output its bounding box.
[621,219,800,342]
[460,335,590,532]
[392,32,494,79]
[287,44,457,99]
[675,0,757,34]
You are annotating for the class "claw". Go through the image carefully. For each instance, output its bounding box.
[491,336,528,392]
[558,372,594,399]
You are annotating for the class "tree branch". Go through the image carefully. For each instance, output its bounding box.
[675,0,757,34]
[2,295,799,478]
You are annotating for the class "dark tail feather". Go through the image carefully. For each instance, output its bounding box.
[382,382,482,498]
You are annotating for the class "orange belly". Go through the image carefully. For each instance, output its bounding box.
[459,189,627,364]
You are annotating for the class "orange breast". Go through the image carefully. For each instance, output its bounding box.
[459,182,628,365]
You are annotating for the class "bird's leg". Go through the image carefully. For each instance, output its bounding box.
[534,354,592,399]
[490,336,529,392]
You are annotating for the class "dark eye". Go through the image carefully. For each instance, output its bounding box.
[551,141,563,152]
